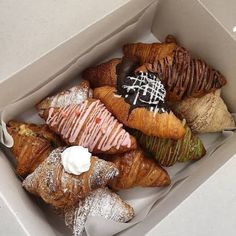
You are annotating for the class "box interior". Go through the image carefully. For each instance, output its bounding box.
[0,1,236,236]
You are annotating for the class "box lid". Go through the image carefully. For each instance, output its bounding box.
[0,0,130,81]
[0,0,154,110]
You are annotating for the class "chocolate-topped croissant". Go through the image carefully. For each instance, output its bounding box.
[64,188,134,236]
[7,120,62,177]
[37,99,137,154]
[124,36,227,101]
[23,147,119,208]
[103,148,171,190]
[94,86,185,139]
[132,121,206,167]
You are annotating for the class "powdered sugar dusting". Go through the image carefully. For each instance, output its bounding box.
[64,188,134,236]
[22,148,119,208]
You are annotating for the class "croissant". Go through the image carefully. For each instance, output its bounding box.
[36,80,93,112]
[103,148,171,190]
[82,58,122,88]
[37,99,137,154]
[123,36,227,101]
[23,147,119,208]
[132,121,206,167]
[7,120,62,177]
[64,188,134,236]
[170,90,235,133]
[94,86,185,139]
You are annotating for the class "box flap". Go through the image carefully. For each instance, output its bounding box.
[0,0,155,110]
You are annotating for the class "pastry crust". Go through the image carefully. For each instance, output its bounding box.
[7,120,62,177]
[36,80,93,112]
[64,188,134,236]
[170,90,235,133]
[94,86,186,139]
[124,38,226,101]
[132,121,206,167]
[82,58,121,88]
[23,148,119,208]
[38,99,137,154]
[104,148,171,190]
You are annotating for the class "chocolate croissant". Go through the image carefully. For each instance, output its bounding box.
[37,99,137,154]
[94,86,185,139]
[170,90,235,133]
[64,188,134,236]
[132,121,206,167]
[124,37,227,101]
[23,147,119,208]
[7,120,62,177]
[36,80,93,111]
[82,58,122,88]
[103,148,171,190]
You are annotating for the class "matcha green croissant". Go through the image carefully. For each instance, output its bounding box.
[132,121,206,167]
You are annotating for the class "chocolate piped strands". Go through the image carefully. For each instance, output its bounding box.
[46,100,132,152]
[117,65,168,114]
[145,46,227,101]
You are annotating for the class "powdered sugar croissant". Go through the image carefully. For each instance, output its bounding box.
[103,148,171,190]
[36,80,93,111]
[23,147,119,208]
[170,90,235,133]
[37,99,137,154]
[64,188,134,236]
[7,120,62,177]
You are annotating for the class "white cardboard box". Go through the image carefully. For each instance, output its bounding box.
[0,0,236,235]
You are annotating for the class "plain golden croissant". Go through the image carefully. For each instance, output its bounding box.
[36,80,93,111]
[94,86,185,139]
[64,188,134,236]
[23,147,119,208]
[82,58,122,88]
[37,99,137,154]
[103,148,171,190]
[170,90,235,133]
[123,36,227,101]
[7,120,62,177]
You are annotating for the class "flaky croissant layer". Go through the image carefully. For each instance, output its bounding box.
[38,99,137,154]
[132,121,206,167]
[94,86,186,139]
[64,188,134,236]
[23,148,119,208]
[104,148,171,190]
[124,41,226,101]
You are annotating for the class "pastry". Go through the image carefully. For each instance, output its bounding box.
[37,99,137,154]
[170,90,235,133]
[7,120,62,177]
[94,86,185,139]
[103,148,171,190]
[124,36,227,101]
[82,58,122,88]
[64,188,134,236]
[132,120,206,166]
[23,147,119,208]
[36,80,93,112]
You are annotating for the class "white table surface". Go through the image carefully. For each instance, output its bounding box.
[1,1,236,236]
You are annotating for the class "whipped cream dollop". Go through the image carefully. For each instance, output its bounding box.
[61,146,91,175]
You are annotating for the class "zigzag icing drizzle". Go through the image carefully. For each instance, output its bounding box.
[46,100,131,152]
